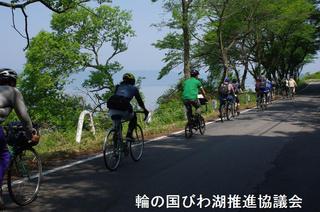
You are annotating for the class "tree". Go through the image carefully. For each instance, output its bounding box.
[19,5,134,127]
[152,0,204,79]
[19,31,86,128]
[50,5,134,101]
[0,0,111,49]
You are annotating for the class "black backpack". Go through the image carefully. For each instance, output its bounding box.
[220,83,229,96]
[107,95,130,111]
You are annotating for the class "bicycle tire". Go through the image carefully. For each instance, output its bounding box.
[129,124,144,161]
[103,129,121,171]
[226,103,234,120]
[185,122,193,138]
[199,116,206,135]
[8,147,42,206]
[262,95,267,110]
[220,104,227,122]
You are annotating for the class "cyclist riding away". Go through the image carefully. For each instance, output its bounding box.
[0,68,39,209]
[182,70,207,125]
[231,79,241,115]
[219,78,235,118]
[255,76,269,105]
[288,77,297,98]
[266,78,273,104]
[107,73,149,141]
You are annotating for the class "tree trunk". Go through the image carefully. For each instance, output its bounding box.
[182,0,191,79]
[241,61,249,90]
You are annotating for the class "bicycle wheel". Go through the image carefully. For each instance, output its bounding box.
[198,116,206,135]
[262,95,267,110]
[8,147,42,206]
[129,125,144,161]
[103,129,121,171]
[185,122,193,138]
[226,103,234,120]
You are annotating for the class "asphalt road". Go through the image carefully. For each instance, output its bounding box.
[3,82,320,212]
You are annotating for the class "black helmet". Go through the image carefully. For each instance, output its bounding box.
[0,68,17,80]
[190,70,199,77]
[0,68,17,86]
[123,73,135,85]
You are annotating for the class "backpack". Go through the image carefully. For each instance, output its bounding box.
[220,83,229,96]
[107,95,130,111]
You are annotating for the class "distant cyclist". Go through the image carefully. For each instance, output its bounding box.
[255,76,269,104]
[0,68,39,209]
[182,70,207,124]
[107,73,149,140]
[231,79,241,115]
[288,77,297,98]
[266,78,273,104]
[219,78,235,118]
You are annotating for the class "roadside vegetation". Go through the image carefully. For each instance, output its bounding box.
[297,71,320,90]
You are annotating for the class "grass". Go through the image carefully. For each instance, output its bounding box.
[296,71,320,91]
[303,71,320,81]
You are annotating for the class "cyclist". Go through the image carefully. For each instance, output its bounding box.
[0,68,39,209]
[231,79,241,115]
[182,70,207,124]
[255,76,269,106]
[219,78,235,119]
[266,78,273,104]
[288,77,297,98]
[107,73,149,141]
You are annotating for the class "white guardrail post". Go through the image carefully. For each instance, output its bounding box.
[76,110,96,144]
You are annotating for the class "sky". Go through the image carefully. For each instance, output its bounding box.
[0,1,319,108]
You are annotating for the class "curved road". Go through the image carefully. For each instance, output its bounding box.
[4,82,320,211]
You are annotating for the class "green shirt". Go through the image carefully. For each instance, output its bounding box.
[182,77,202,100]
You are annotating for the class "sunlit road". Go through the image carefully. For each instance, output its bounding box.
[4,83,320,211]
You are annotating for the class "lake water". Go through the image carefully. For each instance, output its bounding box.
[66,69,256,110]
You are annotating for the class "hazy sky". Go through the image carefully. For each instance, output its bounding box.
[0,1,171,72]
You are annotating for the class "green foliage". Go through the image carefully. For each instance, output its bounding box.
[20,4,134,130]
[51,5,135,101]
[152,0,206,79]
[303,71,320,80]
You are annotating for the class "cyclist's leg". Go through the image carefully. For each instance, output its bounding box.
[235,95,240,114]
[219,97,225,117]
[192,100,201,116]
[184,100,193,123]
[109,109,124,129]
[0,127,10,209]
[127,112,137,139]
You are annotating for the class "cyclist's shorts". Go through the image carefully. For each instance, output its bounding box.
[183,99,200,109]
[109,109,134,121]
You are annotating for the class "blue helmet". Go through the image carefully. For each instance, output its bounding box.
[224,77,229,83]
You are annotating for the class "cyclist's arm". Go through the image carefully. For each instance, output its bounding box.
[13,88,33,138]
[197,80,207,99]
[200,87,207,99]
[135,91,148,111]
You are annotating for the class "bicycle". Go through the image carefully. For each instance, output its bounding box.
[220,97,234,122]
[256,92,267,111]
[288,87,295,100]
[3,122,42,206]
[184,99,207,138]
[103,111,147,171]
